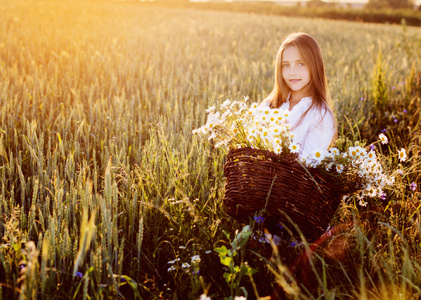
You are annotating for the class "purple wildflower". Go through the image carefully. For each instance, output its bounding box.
[380,192,387,200]
[394,119,398,123]
[404,109,407,113]
[254,215,265,223]
[410,182,417,191]
[360,97,364,101]
[76,272,83,278]
[381,128,387,133]
[370,144,375,150]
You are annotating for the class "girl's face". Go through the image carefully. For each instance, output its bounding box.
[281,46,311,99]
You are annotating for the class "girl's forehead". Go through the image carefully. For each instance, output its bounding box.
[282,46,303,61]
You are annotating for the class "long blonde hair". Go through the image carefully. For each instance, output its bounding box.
[267,32,337,142]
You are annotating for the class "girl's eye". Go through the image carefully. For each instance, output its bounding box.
[282,64,289,68]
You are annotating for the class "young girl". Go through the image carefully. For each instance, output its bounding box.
[260,32,337,159]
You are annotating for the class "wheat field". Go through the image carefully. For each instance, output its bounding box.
[1,0,421,299]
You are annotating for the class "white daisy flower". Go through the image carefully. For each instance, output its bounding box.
[348,146,358,158]
[329,147,340,156]
[168,266,176,272]
[191,255,201,264]
[311,149,326,162]
[366,150,376,162]
[181,262,191,268]
[398,148,407,162]
[221,99,231,109]
[359,199,368,207]
[289,142,301,154]
[379,133,388,145]
[205,106,216,113]
[336,164,344,174]
[274,147,283,154]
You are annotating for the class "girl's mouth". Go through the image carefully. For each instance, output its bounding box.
[289,79,301,83]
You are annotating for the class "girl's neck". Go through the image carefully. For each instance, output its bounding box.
[289,92,311,110]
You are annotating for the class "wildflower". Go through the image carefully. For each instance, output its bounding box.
[325,162,333,171]
[380,192,387,200]
[199,294,211,300]
[311,149,325,163]
[179,246,186,249]
[205,106,216,113]
[410,182,417,191]
[234,297,247,300]
[181,262,191,268]
[360,97,364,101]
[348,146,358,158]
[398,148,407,162]
[366,150,376,162]
[191,255,201,264]
[370,144,375,150]
[381,128,387,133]
[329,147,339,156]
[289,142,300,154]
[353,146,366,156]
[336,164,344,174]
[221,99,231,109]
[270,127,281,135]
[359,199,368,207]
[397,169,404,175]
[379,133,388,145]
[168,258,181,264]
[254,215,265,223]
[404,109,407,113]
[394,118,398,123]
[364,186,377,197]
[76,272,83,278]
[168,266,176,272]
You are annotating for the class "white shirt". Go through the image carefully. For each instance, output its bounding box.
[259,96,335,158]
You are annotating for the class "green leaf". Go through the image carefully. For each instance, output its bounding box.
[241,264,257,276]
[214,245,228,256]
[223,272,233,284]
[220,255,232,267]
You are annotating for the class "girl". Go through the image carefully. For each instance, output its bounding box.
[260,32,337,159]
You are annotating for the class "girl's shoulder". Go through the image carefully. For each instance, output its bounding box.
[307,103,335,127]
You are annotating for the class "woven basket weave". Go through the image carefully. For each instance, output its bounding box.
[223,147,346,240]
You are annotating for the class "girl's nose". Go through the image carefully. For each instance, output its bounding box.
[289,66,296,75]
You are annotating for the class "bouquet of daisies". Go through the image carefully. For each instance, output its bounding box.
[193,97,394,205]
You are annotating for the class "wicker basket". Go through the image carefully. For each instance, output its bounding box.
[223,147,347,240]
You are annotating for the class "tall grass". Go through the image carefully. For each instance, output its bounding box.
[0,0,421,298]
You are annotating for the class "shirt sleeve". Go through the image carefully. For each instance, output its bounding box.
[300,109,335,158]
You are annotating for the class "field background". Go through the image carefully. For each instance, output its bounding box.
[1,0,421,299]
